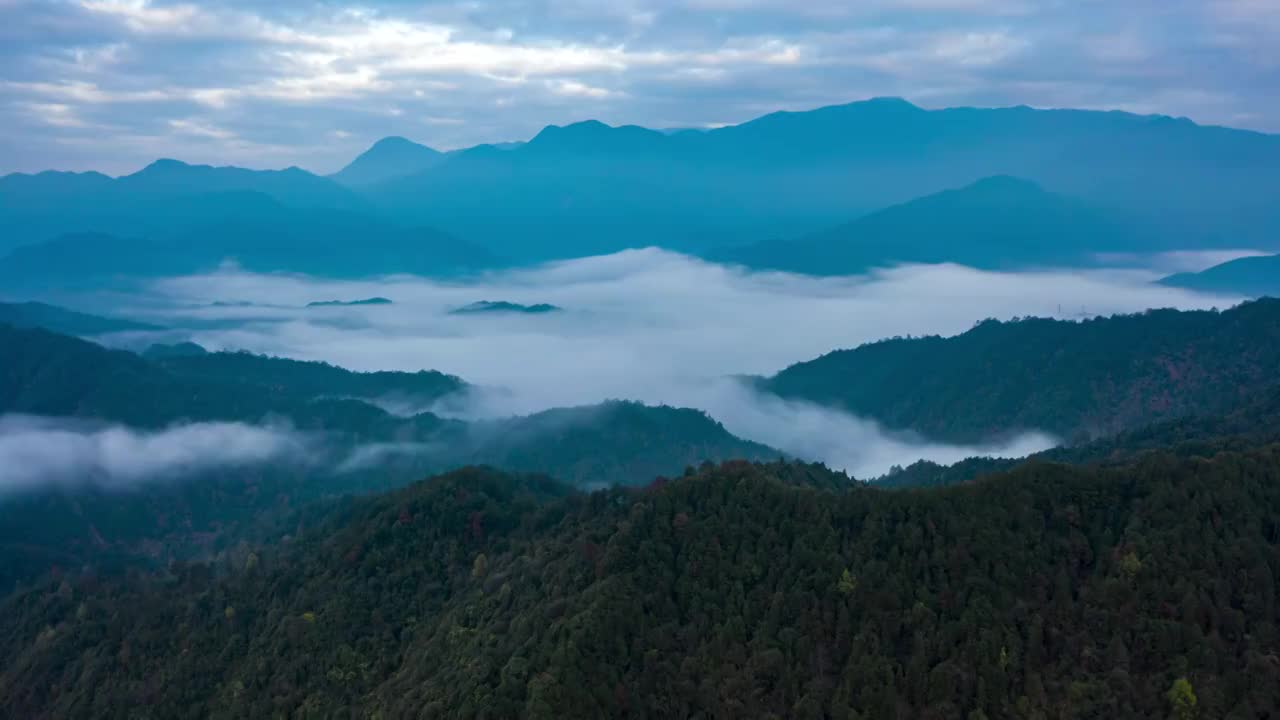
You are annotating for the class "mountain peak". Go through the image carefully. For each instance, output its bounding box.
[531,119,610,141]
[331,136,444,186]
[367,135,439,154]
[857,96,921,109]
[141,158,191,172]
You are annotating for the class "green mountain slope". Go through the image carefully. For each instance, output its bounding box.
[878,382,1280,489]
[3,451,1278,718]
[0,327,782,589]
[762,298,1280,443]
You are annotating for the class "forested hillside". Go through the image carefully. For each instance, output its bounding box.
[764,298,1280,444]
[3,450,1278,718]
[879,383,1280,489]
[0,324,461,432]
[0,326,780,590]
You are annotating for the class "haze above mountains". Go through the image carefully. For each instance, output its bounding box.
[2,98,1278,295]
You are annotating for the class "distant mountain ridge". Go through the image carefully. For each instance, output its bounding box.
[360,98,1280,261]
[6,97,1280,269]
[714,175,1154,274]
[0,211,500,287]
[1161,254,1280,297]
[0,301,161,335]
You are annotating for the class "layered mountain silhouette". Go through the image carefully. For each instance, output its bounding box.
[713,176,1156,274]
[1161,254,1280,297]
[360,98,1280,260]
[0,160,365,254]
[4,97,1280,272]
[0,301,160,335]
[0,208,500,286]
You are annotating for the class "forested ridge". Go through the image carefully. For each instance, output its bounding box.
[0,325,778,591]
[2,449,1279,718]
[4,302,1280,718]
[764,298,1280,444]
[878,383,1280,489]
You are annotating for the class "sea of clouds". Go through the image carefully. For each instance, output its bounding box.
[69,249,1239,480]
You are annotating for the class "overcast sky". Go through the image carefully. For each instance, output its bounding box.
[2,0,1278,175]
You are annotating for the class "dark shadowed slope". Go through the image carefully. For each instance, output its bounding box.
[3,451,1278,718]
[0,324,462,431]
[763,298,1280,444]
[330,136,445,187]
[1161,254,1280,298]
[467,401,780,488]
[714,176,1158,274]
[0,210,500,287]
[0,301,161,336]
[878,382,1280,489]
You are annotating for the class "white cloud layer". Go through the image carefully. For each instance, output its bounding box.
[107,251,1240,478]
[0,414,311,492]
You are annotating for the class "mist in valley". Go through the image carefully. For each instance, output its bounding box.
[64,249,1241,480]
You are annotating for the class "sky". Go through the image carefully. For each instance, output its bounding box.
[1,0,1278,175]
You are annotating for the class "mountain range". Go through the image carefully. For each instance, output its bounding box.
[4,98,1280,279]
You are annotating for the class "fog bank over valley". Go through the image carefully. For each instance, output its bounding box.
[69,250,1237,478]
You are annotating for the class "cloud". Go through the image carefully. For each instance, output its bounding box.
[0,414,312,493]
[104,251,1240,477]
[0,0,1277,174]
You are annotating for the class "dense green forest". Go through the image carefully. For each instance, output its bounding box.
[878,383,1280,489]
[0,324,460,432]
[764,298,1280,444]
[3,448,1278,718]
[0,325,778,591]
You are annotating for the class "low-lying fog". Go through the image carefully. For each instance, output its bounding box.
[86,249,1240,480]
